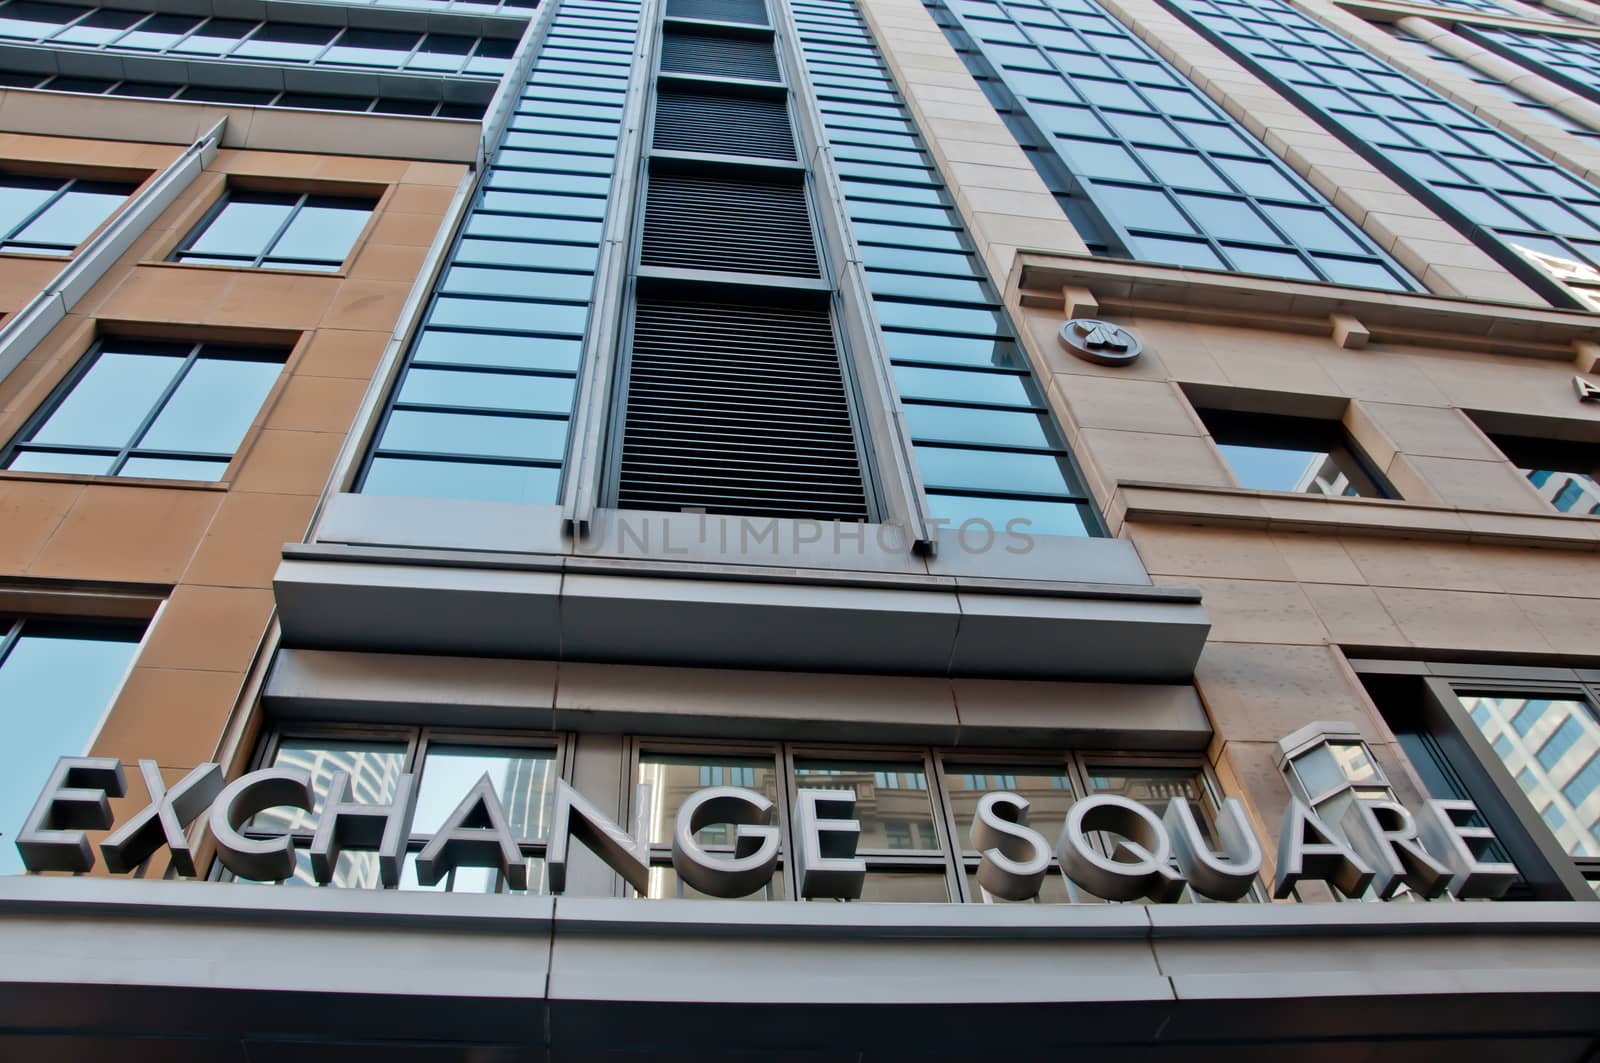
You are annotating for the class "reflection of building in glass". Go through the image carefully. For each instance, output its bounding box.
[265,743,407,889]
[1524,469,1600,515]
[501,754,557,842]
[1462,697,1600,859]
[1293,453,1356,498]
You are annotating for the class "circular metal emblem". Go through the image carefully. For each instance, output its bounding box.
[1058,318,1142,367]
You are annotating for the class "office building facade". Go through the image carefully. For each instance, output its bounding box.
[0,0,1598,1056]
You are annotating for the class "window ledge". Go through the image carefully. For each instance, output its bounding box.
[1,877,1598,1057]
[0,470,229,491]
[1014,253,1600,361]
[1112,481,1600,549]
[273,539,1211,681]
[144,260,349,280]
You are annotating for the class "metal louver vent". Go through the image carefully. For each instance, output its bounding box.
[659,33,781,81]
[653,90,796,160]
[666,0,769,24]
[617,300,870,520]
[642,172,818,276]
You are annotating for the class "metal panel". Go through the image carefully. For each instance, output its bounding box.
[615,299,870,519]
[652,88,796,159]
[659,30,781,80]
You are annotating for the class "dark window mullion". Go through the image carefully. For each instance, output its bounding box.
[256,193,311,268]
[112,343,206,476]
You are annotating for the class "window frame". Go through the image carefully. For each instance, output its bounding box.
[229,725,1233,902]
[0,337,289,481]
[171,189,379,273]
[0,172,135,256]
[1356,659,1600,899]
[629,736,1230,904]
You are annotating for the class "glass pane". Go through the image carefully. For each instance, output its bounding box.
[276,847,382,889]
[361,456,560,504]
[1457,694,1600,858]
[267,199,372,266]
[398,852,547,894]
[1215,442,1326,493]
[0,622,142,876]
[234,23,338,63]
[412,331,582,374]
[925,493,1091,538]
[6,450,114,475]
[11,184,126,248]
[966,867,1073,904]
[637,752,781,845]
[902,405,1053,449]
[117,456,227,481]
[186,194,296,258]
[853,870,949,902]
[379,410,568,463]
[413,744,558,841]
[30,348,186,449]
[255,738,409,837]
[944,763,1075,855]
[171,18,253,55]
[397,367,576,415]
[322,28,419,68]
[793,759,941,852]
[1085,765,1213,843]
[1290,741,1377,800]
[891,366,1033,407]
[0,177,57,237]
[135,355,282,454]
[915,446,1072,496]
[645,864,785,900]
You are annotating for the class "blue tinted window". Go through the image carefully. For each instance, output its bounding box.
[175,191,374,270]
[3,339,285,480]
[929,0,1416,289]
[1538,715,1584,771]
[0,617,145,876]
[0,174,133,254]
[358,0,640,505]
[1172,0,1600,307]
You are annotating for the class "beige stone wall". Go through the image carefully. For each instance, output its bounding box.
[0,134,465,848]
[1007,286,1600,883]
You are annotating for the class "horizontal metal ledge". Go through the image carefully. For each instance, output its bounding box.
[1,878,1597,1058]
[263,648,1216,748]
[1016,253,1600,359]
[273,555,1208,680]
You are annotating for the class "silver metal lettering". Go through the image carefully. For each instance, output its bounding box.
[671,785,780,898]
[1164,796,1261,902]
[309,770,418,888]
[1273,798,1374,899]
[1341,798,1452,899]
[545,778,650,894]
[208,767,314,882]
[971,791,1051,901]
[1059,794,1185,902]
[795,788,865,899]
[100,760,222,876]
[16,756,124,873]
[1417,798,1518,900]
[416,774,530,890]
